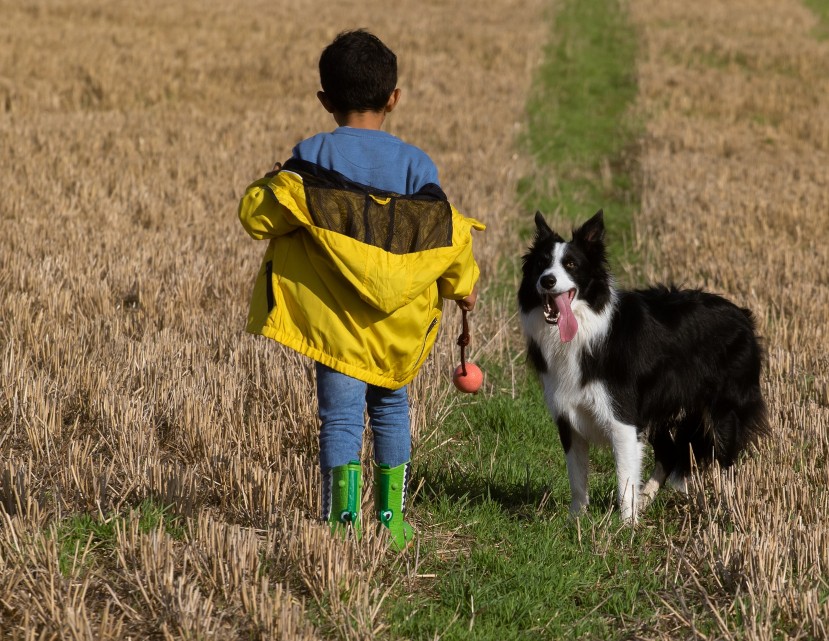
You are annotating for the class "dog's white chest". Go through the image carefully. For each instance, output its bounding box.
[521,302,618,442]
[541,357,615,444]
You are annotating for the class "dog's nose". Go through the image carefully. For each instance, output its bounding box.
[540,274,556,290]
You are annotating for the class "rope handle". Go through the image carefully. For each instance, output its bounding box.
[456,309,470,376]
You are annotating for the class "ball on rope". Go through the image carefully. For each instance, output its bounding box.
[452,362,483,393]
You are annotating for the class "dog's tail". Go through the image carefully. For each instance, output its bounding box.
[676,309,771,474]
[685,319,769,472]
[669,391,768,478]
[708,388,769,469]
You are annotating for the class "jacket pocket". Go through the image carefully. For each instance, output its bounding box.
[264,260,275,311]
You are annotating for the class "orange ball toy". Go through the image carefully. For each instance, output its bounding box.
[453,362,483,394]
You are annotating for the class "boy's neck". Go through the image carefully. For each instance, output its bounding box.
[334,110,386,130]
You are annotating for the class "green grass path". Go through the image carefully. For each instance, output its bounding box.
[387,1,669,639]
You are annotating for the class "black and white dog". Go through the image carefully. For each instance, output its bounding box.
[518,210,767,522]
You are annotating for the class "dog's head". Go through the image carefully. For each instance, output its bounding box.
[518,210,611,342]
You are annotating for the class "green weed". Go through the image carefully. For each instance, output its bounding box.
[803,0,829,39]
[394,367,683,640]
[52,497,185,576]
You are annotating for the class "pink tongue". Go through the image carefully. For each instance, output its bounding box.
[554,292,578,342]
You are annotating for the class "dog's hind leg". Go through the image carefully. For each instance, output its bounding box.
[666,470,689,493]
[641,428,679,511]
[640,461,667,512]
[557,416,589,515]
[610,423,643,523]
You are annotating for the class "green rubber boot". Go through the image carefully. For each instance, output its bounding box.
[322,460,362,539]
[373,461,414,552]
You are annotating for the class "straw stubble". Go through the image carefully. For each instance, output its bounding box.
[630,0,829,637]
[0,0,546,637]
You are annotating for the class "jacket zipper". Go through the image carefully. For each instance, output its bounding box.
[414,317,439,368]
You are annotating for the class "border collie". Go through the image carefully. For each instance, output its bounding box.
[518,210,767,522]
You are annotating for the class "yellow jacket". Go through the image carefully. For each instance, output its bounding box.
[238,159,485,389]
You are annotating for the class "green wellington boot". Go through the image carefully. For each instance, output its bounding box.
[322,460,362,539]
[373,461,414,551]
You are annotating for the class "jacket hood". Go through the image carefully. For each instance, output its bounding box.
[267,160,485,314]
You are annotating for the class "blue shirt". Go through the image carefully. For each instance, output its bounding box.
[292,127,439,195]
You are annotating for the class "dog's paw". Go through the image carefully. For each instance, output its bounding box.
[666,471,689,494]
[568,500,588,518]
[639,479,661,512]
[619,494,641,524]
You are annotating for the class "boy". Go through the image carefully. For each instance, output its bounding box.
[238,29,484,551]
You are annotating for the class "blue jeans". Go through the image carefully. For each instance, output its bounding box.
[316,363,411,471]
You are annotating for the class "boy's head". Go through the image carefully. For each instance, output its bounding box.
[318,29,397,114]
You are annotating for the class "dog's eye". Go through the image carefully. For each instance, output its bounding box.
[564,260,576,270]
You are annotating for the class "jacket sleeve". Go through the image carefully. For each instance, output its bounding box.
[238,175,299,240]
[437,242,480,300]
[436,212,485,300]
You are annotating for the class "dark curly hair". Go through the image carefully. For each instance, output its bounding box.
[319,29,397,113]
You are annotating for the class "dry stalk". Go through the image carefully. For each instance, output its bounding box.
[630,0,829,637]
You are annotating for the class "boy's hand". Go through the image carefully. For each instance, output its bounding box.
[456,287,478,312]
[264,161,282,178]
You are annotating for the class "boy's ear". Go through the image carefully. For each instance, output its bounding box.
[384,88,402,113]
[317,91,336,114]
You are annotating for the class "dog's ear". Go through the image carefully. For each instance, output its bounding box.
[534,211,551,237]
[534,211,564,243]
[573,210,605,246]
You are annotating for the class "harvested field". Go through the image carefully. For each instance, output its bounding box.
[0,0,546,637]
[2,0,828,639]
[630,0,829,637]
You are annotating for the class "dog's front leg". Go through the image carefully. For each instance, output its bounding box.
[557,416,589,515]
[610,423,642,523]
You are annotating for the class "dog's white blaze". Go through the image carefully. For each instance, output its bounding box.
[537,243,577,294]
